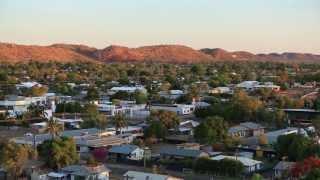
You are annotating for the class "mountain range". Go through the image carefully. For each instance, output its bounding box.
[0,42,319,63]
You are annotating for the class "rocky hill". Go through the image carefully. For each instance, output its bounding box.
[0,42,319,63]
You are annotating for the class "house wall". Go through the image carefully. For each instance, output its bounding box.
[245,163,261,173]
[129,148,144,161]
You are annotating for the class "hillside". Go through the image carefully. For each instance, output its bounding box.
[0,43,95,63]
[0,42,319,63]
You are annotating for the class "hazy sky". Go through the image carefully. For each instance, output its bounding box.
[0,0,319,53]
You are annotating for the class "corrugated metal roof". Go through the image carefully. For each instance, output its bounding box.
[160,148,206,158]
[109,144,139,154]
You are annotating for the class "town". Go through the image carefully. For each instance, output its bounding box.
[0,61,320,179]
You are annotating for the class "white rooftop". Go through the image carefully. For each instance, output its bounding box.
[16,81,41,88]
[123,171,182,180]
[211,155,262,167]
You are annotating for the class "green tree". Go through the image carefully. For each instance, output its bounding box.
[194,116,228,144]
[24,86,48,97]
[55,102,82,113]
[314,97,320,110]
[113,112,128,134]
[149,110,180,129]
[191,64,205,76]
[275,134,315,161]
[305,168,320,180]
[231,90,263,121]
[0,142,36,179]
[45,118,63,139]
[85,86,99,101]
[144,121,168,139]
[193,157,244,177]
[133,90,148,104]
[81,104,102,128]
[251,173,264,180]
[187,84,200,101]
[38,137,79,169]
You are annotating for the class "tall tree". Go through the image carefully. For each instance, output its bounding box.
[38,137,79,169]
[0,142,36,179]
[194,116,228,144]
[85,86,99,101]
[45,117,63,139]
[149,110,180,129]
[113,112,128,134]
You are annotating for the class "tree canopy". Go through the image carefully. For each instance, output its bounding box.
[38,137,79,169]
[194,116,228,144]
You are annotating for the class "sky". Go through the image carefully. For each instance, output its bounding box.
[0,0,319,54]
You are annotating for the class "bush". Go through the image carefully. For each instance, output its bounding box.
[193,157,244,177]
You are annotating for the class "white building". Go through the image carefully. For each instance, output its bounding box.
[159,90,185,100]
[97,101,147,117]
[108,144,144,161]
[274,161,296,179]
[16,81,42,89]
[209,87,232,94]
[151,104,195,115]
[236,81,280,91]
[173,120,200,135]
[109,85,147,94]
[123,171,182,180]
[266,127,307,144]
[211,155,262,173]
[0,95,49,116]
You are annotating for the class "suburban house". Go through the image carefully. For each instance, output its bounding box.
[171,120,200,136]
[236,81,280,91]
[211,155,263,173]
[60,164,111,180]
[274,161,295,179]
[159,147,209,160]
[12,128,128,152]
[108,144,144,161]
[266,127,307,144]
[97,101,147,117]
[16,81,42,89]
[75,135,127,153]
[150,104,195,115]
[159,90,185,100]
[0,94,54,117]
[0,95,40,116]
[107,126,144,137]
[228,122,264,138]
[123,171,182,180]
[209,87,232,94]
[109,85,147,94]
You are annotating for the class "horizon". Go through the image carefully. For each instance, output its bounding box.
[0,0,319,54]
[1,41,320,55]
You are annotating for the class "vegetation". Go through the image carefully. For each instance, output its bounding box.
[193,157,244,177]
[194,116,228,144]
[148,110,180,129]
[45,118,63,139]
[38,137,79,169]
[55,102,82,113]
[0,142,36,179]
[144,121,168,139]
[275,134,320,161]
[112,112,128,134]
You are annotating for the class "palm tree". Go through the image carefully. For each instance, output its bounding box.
[113,112,127,135]
[45,117,63,139]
